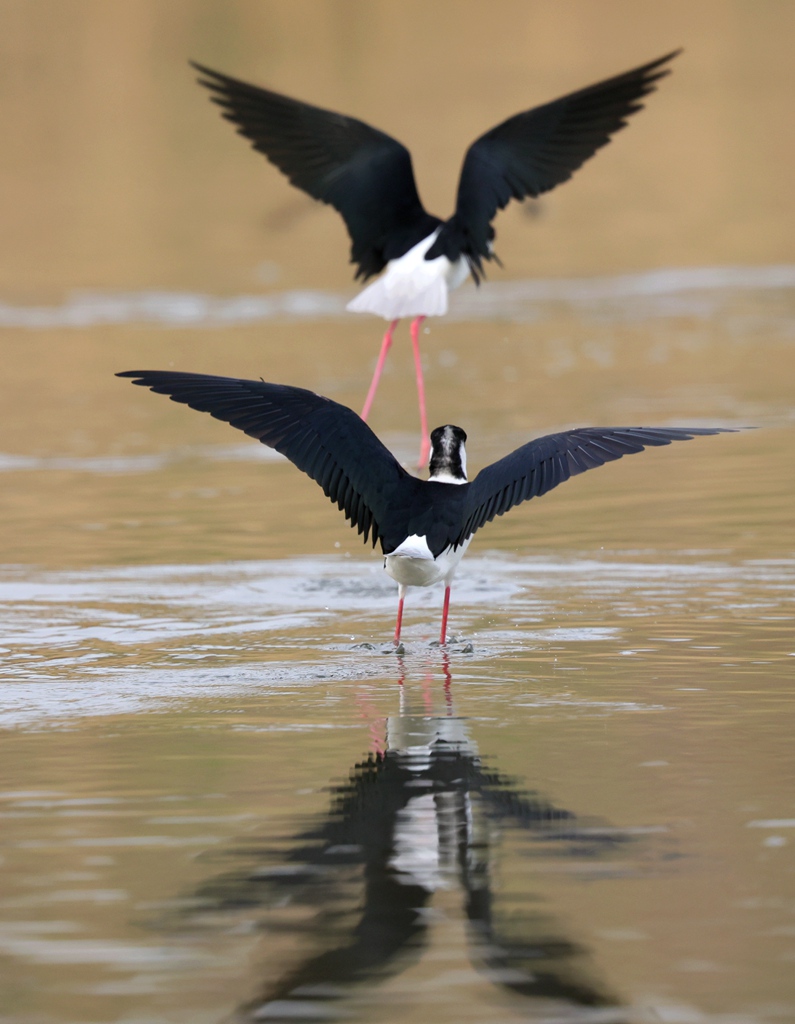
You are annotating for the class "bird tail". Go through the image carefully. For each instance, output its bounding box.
[347,271,449,320]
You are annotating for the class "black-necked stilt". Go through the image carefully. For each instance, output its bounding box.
[192,52,679,465]
[118,370,730,646]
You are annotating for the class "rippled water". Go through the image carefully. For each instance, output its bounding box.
[2,461,793,1024]
[2,4,795,1023]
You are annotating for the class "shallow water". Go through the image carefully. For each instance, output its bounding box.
[2,3,795,1023]
[1,562,794,1023]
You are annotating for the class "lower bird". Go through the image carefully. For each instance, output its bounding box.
[119,370,731,645]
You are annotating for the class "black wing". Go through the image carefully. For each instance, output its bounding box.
[191,63,439,280]
[456,426,730,547]
[117,371,412,550]
[428,51,679,273]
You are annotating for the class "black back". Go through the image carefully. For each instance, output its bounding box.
[119,371,731,560]
[192,63,440,280]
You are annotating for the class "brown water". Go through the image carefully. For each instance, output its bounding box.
[1,3,794,1022]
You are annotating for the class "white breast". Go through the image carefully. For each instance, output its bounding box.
[347,230,469,321]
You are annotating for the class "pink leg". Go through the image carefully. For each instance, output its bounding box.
[394,592,405,645]
[440,585,451,644]
[410,316,429,467]
[361,319,399,421]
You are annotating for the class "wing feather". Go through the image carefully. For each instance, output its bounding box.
[191,63,437,279]
[456,425,730,546]
[428,51,679,271]
[117,370,410,549]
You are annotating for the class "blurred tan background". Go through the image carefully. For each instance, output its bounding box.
[1,0,793,297]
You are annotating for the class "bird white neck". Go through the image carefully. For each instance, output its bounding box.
[428,468,467,485]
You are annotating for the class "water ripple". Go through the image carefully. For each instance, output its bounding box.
[0,555,792,728]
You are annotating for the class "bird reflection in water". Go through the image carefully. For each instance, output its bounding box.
[189,658,631,1022]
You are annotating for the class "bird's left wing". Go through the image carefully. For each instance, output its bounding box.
[118,371,410,549]
[455,426,731,547]
[428,51,679,273]
[191,63,435,281]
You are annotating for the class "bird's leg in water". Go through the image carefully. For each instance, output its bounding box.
[410,315,429,467]
[440,585,451,644]
[361,319,399,421]
[394,585,406,645]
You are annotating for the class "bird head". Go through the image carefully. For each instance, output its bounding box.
[428,425,468,484]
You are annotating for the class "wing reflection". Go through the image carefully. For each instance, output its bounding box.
[190,658,630,1022]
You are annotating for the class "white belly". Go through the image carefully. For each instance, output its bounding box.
[347,230,469,321]
[384,534,472,589]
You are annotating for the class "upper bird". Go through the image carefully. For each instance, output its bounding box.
[118,369,729,646]
[191,51,680,465]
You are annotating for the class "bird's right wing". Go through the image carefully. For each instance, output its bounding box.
[457,426,731,546]
[118,371,410,549]
[192,63,433,281]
